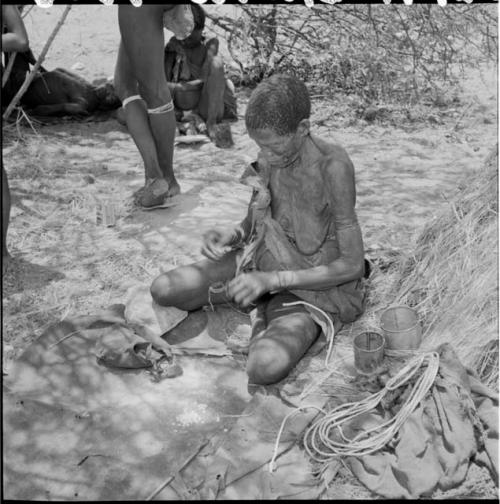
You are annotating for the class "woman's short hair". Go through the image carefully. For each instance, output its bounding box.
[245,74,311,136]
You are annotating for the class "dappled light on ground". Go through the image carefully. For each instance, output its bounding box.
[4,308,251,500]
[2,7,497,497]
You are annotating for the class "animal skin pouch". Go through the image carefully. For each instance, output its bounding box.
[163,5,195,41]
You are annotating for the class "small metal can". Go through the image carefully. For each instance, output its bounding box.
[101,202,116,227]
[380,305,422,350]
[353,331,385,375]
[95,201,116,227]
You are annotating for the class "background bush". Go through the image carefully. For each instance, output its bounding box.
[207,4,497,108]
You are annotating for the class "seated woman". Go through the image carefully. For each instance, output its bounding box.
[164,4,237,146]
[150,75,368,386]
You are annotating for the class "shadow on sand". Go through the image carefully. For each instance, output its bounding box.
[3,255,65,296]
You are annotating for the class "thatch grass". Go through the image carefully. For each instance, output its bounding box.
[363,145,498,389]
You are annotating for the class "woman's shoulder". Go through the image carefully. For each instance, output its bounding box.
[309,134,353,171]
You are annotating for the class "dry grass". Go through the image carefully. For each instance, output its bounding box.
[320,147,498,499]
[362,145,498,389]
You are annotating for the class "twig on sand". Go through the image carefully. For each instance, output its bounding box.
[77,453,109,466]
[3,5,72,121]
[146,439,209,501]
[21,5,34,18]
[48,329,81,349]
[19,107,40,136]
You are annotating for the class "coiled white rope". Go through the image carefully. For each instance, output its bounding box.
[269,350,440,471]
[268,405,326,473]
[269,300,336,472]
[303,351,440,461]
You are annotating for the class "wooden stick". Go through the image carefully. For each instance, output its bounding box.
[3,5,72,121]
[2,52,17,89]
[145,439,209,501]
[21,5,34,19]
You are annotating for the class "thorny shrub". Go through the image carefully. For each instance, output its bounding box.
[207,4,497,107]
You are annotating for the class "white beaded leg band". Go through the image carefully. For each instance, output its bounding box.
[122,94,143,108]
[147,100,174,115]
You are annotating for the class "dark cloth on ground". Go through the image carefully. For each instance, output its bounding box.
[2,50,120,116]
[3,301,252,500]
[21,69,99,111]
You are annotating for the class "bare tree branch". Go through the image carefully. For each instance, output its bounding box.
[3,5,72,121]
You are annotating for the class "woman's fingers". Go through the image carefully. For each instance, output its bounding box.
[201,229,225,260]
[201,243,223,261]
[202,229,220,245]
[228,275,258,306]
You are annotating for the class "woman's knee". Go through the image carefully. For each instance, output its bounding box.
[150,261,213,309]
[207,54,224,74]
[138,81,171,109]
[246,339,292,386]
[113,77,132,102]
[150,273,174,306]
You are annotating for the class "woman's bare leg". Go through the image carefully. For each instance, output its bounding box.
[150,251,238,311]
[197,53,226,129]
[246,292,321,385]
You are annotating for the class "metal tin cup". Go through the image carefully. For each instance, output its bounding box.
[353,331,385,375]
[380,305,422,350]
[94,201,117,227]
[102,202,116,227]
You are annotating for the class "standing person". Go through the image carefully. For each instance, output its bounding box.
[149,74,368,386]
[114,4,194,208]
[2,4,29,274]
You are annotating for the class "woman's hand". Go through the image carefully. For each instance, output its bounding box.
[201,228,236,261]
[227,272,276,307]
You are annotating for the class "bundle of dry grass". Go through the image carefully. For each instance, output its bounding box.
[366,145,498,389]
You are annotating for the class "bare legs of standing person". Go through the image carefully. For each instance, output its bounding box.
[117,5,180,207]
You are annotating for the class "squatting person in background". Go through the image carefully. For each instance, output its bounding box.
[163,3,237,147]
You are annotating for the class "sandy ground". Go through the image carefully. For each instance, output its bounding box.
[2,4,498,501]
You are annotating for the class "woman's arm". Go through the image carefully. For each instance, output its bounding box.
[273,158,365,291]
[227,157,365,307]
[2,5,29,53]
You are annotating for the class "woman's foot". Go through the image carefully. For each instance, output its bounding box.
[138,178,170,208]
[166,179,181,198]
[135,178,180,208]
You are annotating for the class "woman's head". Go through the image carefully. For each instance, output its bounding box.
[245,74,311,168]
[245,74,311,136]
[176,5,206,48]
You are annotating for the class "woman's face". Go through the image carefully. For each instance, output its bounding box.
[248,123,308,169]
